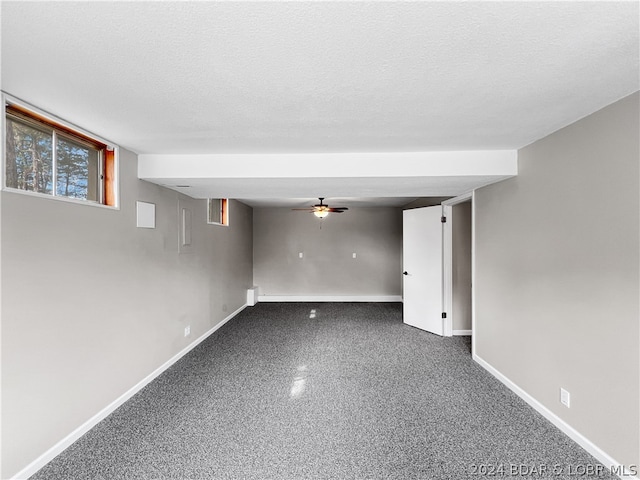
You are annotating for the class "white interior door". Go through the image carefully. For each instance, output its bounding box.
[403,206,443,335]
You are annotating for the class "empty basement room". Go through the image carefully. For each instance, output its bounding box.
[1,2,638,479]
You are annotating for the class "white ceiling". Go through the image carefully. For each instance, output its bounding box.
[243,197,418,209]
[1,1,638,206]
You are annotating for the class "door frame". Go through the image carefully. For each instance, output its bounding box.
[441,192,474,345]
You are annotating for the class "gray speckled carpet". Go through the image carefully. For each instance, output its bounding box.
[32,302,615,479]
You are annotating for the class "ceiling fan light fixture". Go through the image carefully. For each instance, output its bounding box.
[291,198,347,218]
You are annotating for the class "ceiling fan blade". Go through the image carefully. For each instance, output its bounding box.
[328,207,348,212]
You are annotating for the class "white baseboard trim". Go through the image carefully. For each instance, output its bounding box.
[453,329,472,336]
[473,353,638,480]
[11,304,248,480]
[257,295,403,302]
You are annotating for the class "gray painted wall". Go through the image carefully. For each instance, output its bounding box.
[253,207,402,297]
[474,92,639,467]
[1,149,253,478]
[452,201,472,332]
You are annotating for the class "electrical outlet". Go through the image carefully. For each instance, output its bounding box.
[184,325,190,337]
[299,252,303,258]
[352,252,357,258]
[560,388,570,408]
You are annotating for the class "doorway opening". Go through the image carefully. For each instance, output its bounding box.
[442,193,474,354]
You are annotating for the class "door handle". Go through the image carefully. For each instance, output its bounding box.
[403,271,409,275]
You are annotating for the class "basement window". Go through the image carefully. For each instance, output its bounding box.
[207,198,228,226]
[4,99,117,207]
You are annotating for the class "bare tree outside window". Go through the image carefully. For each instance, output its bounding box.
[5,112,100,202]
[56,136,99,201]
[5,116,53,194]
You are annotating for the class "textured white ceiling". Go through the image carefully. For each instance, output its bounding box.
[1,1,638,156]
[1,1,638,207]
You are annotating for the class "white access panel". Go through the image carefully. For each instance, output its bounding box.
[136,201,155,228]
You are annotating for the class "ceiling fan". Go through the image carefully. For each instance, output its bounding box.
[292,198,349,218]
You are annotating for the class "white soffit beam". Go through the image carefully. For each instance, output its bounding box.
[138,150,517,179]
[146,176,514,200]
[138,150,517,199]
